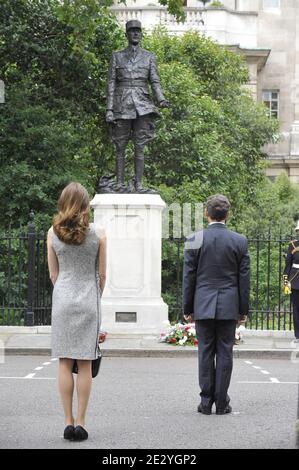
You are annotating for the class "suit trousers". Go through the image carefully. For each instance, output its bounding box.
[291,290,299,339]
[195,320,236,409]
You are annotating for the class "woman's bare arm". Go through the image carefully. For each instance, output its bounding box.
[47,227,59,285]
[98,228,107,294]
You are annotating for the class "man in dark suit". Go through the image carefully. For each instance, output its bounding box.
[183,195,250,415]
[106,20,168,193]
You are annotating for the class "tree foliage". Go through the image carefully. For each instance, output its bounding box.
[0,0,124,228]
[0,0,279,232]
[142,30,278,226]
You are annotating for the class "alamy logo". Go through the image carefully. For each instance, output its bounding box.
[0,80,5,103]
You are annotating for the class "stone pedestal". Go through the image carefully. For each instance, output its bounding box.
[90,193,168,336]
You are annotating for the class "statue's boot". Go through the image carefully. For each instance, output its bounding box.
[134,152,156,194]
[116,152,127,192]
[134,153,144,193]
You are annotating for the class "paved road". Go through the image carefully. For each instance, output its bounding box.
[0,356,298,449]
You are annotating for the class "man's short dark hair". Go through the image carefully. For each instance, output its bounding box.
[206,195,231,222]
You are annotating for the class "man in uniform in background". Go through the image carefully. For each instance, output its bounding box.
[283,220,299,343]
[106,20,169,193]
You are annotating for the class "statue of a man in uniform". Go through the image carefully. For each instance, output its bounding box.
[104,20,169,193]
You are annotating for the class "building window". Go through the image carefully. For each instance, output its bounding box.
[262,90,279,119]
[263,0,280,9]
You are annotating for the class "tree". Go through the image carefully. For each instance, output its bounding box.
[0,0,124,229]
[141,30,278,225]
[0,2,278,230]
[236,173,299,237]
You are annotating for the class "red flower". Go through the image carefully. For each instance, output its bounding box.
[170,338,177,344]
[194,339,199,346]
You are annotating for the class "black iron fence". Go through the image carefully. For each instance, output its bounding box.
[0,215,295,330]
[0,212,52,326]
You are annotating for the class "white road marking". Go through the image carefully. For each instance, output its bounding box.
[51,358,58,361]
[242,359,292,383]
[238,381,274,384]
[238,381,299,384]
[0,376,55,380]
[26,359,56,378]
[24,373,36,379]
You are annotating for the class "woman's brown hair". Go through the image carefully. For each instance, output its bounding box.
[53,182,90,245]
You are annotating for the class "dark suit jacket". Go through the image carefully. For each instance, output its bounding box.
[284,239,299,290]
[107,46,165,120]
[183,223,250,321]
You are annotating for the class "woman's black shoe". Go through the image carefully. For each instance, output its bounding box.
[74,425,88,441]
[63,425,75,440]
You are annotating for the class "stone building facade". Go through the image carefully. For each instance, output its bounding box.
[111,0,299,181]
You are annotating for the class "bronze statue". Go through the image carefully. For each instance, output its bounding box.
[101,20,169,194]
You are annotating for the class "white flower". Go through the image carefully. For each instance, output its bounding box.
[179,339,185,346]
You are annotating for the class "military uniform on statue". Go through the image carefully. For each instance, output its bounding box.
[283,220,299,342]
[104,19,169,194]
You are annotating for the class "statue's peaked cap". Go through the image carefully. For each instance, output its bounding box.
[126,20,142,31]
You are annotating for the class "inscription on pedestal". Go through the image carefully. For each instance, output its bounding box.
[115,312,137,323]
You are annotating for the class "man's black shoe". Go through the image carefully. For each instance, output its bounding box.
[197,404,212,415]
[216,405,232,415]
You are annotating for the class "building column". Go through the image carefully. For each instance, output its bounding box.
[245,58,258,100]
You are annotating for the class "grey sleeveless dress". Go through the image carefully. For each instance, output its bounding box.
[51,223,101,360]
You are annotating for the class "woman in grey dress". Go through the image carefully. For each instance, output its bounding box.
[47,182,107,441]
